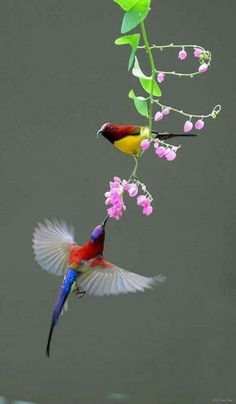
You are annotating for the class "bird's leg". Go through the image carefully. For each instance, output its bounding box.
[130,155,139,181]
[73,285,86,299]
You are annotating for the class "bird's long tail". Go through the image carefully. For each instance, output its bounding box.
[46,268,78,357]
[152,131,197,140]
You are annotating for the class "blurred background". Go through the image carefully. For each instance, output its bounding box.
[0,1,235,403]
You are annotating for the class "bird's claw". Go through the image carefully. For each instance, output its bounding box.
[73,286,86,299]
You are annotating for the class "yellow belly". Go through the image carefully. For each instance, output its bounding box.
[114,134,146,155]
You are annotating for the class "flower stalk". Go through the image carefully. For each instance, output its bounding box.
[128,21,157,183]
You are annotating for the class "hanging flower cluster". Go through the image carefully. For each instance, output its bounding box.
[153,102,221,134]
[177,47,210,73]
[154,107,170,122]
[178,47,209,73]
[141,138,180,161]
[105,177,153,220]
[150,44,220,135]
[184,119,204,132]
[156,45,211,81]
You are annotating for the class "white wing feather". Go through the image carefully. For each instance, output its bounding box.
[32,219,75,276]
[77,258,166,297]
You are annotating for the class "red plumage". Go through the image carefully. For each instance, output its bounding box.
[69,239,105,266]
[98,122,140,143]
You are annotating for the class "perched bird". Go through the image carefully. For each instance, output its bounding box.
[97,122,196,156]
[33,217,165,356]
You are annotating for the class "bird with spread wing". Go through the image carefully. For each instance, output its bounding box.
[33,217,165,356]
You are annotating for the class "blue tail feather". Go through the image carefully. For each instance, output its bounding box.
[46,268,78,357]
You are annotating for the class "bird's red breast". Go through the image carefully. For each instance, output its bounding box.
[69,241,105,266]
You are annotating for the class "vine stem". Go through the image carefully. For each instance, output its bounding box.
[154,100,221,120]
[140,21,156,138]
[155,69,206,78]
[128,21,156,182]
[138,43,206,51]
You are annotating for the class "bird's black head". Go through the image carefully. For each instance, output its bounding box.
[97,122,115,143]
[90,216,109,243]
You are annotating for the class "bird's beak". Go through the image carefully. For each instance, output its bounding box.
[97,129,102,138]
[101,215,109,227]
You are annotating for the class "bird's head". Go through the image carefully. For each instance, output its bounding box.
[90,216,109,243]
[97,122,116,143]
[97,122,139,144]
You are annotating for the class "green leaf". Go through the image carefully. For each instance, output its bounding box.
[121,0,151,34]
[113,0,139,11]
[132,56,149,79]
[128,89,148,116]
[115,34,140,70]
[139,77,162,96]
[132,57,162,97]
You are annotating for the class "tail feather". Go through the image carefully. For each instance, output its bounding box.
[46,323,55,358]
[46,268,78,357]
[152,131,197,139]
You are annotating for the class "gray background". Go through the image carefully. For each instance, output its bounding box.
[0,1,235,403]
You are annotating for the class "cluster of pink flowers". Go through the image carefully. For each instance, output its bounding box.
[105,177,153,220]
[140,139,179,162]
[154,107,170,122]
[157,48,209,87]
[105,177,126,220]
[178,47,209,73]
[184,119,204,132]
[152,104,205,133]
[136,195,153,216]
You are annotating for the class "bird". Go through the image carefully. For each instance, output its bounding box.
[97,122,196,156]
[32,217,165,357]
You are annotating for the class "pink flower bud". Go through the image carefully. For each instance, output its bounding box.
[128,184,138,197]
[194,48,203,58]
[162,107,170,116]
[178,49,187,60]
[137,195,148,207]
[105,197,112,205]
[194,119,205,130]
[143,205,153,216]
[155,146,166,158]
[140,139,150,151]
[184,120,193,133]
[110,181,119,188]
[198,63,208,73]
[154,141,160,149]
[154,111,163,122]
[123,183,131,191]
[166,150,177,161]
[157,72,165,83]
[113,176,121,183]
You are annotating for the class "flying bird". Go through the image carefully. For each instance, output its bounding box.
[97,122,196,156]
[33,217,165,356]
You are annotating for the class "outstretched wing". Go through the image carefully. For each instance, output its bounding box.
[33,219,76,276]
[77,257,166,297]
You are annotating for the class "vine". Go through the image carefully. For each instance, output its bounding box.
[102,0,221,220]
